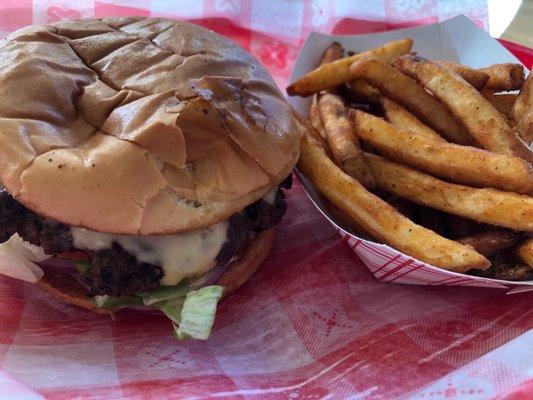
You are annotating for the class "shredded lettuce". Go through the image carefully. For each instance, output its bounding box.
[91,275,225,340]
[138,279,195,306]
[159,298,185,325]
[74,260,91,276]
[94,295,144,309]
[139,265,226,306]
[174,286,224,340]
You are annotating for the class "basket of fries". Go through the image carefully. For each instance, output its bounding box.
[287,16,533,292]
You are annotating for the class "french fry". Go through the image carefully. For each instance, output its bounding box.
[480,63,525,91]
[516,113,533,144]
[309,43,346,137]
[482,92,518,116]
[293,109,327,148]
[327,201,371,238]
[435,61,489,90]
[365,152,533,231]
[348,80,381,103]
[512,72,533,144]
[309,45,344,136]
[380,97,445,142]
[353,111,533,194]
[458,229,522,257]
[512,72,532,121]
[516,239,533,268]
[319,42,344,66]
[471,259,532,280]
[309,96,325,137]
[349,58,475,145]
[394,55,533,162]
[318,94,375,188]
[297,131,489,272]
[287,38,413,96]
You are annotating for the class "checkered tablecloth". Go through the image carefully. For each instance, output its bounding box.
[0,1,532,399]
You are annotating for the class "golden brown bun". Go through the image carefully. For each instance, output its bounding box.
[38,271,112,315]
[0,18,300,234]
[217,228,276,296]
[37,228,276,314]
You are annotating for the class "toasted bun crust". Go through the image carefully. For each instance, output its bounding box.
[38,270,112,315]
[0,18,300,234]
[37,228,276,314]
[217,227,276,296]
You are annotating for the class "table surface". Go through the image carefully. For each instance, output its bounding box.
[0,1,532,400]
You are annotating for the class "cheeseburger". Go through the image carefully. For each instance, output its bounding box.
[0,17,300,339]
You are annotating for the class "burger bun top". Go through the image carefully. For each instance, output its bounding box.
[0,17,300,234]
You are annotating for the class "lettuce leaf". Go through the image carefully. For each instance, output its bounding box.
[173,286,224,340]
[74,260,91,276]
[139,265,227,306]
[138,279,195,306]
[158,298,186,325]
[94,294,144,308]
[92,276,225,340]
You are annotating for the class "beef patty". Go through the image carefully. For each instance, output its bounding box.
[0,176,290,296]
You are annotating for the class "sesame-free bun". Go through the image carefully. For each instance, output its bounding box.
[0,18,300,234]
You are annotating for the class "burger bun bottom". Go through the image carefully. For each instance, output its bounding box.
[37,228,276,316]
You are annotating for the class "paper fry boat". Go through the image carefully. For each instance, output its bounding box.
[288,16,533,293]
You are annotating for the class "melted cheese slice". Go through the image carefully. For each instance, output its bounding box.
[71,222,229,285]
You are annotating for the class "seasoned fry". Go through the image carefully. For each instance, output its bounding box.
[309,43,345,137]
[353,111,533,194]
[380,97,445,142]
[319,42,344,66]
[472,260,532,281]
[327,201,370,238]
[297,131,489,271]
[512,72,533,144]
[287,38,413,96]
[516,113,533,144]
[482,92,517,116]
[309,96,325,137]
[365,152,533,231]
[318,94,375,188]
[458,229,522,257]
[435,61,489,90]
[394,55,533,162]
[349,58,475,145]
[516,239,533,268]
[293,109,327,148]
[349,80,380,103]
[480,63,525,91]
[512,72,532,121]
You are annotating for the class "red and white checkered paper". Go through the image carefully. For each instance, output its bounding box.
[0,1,532,399]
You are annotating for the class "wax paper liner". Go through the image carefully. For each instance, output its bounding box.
[2,5,533,400]
[288,15,533,294]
